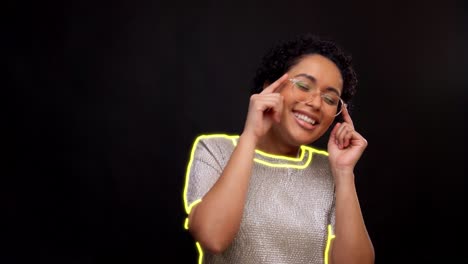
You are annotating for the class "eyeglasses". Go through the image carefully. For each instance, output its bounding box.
[288,78,344,117]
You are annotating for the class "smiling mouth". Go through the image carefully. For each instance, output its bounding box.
[293,111,317,125]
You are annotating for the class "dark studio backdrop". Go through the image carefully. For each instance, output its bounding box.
[9,0,467,263]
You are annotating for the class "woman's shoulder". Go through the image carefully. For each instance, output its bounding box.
[192,133,238,144]
[190,133,239,153]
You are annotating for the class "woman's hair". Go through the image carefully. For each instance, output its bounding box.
[251,34,358,105]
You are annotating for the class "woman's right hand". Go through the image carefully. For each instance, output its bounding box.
[242,73,289,143]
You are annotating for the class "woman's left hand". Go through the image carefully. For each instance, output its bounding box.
[328,105,368,174]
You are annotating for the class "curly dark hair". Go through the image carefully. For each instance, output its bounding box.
[251,34,358,107]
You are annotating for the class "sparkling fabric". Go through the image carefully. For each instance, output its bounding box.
[185,135,336,264]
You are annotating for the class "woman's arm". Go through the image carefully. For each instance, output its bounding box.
[188,74,288,254]
[188,133,257,254]
[327,106,375,264]
[329,171,374,264]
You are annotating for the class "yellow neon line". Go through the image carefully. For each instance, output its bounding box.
[231,137,328,166]
[184,134,329,213]
[253,151,312,169]
[184,134,327,212]
[187,199,202,214]
[255,146,305,161]
[324,224,336,264]
[231,136,307,161]
[309,148,329,156]
[196,242,203,264]
[183,135,237,263]
[183,134,233,213]
[230,136,237,146]
[182,134,330,263]
[184,199,202,230]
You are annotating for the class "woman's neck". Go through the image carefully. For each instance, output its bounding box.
[255,130,300,158]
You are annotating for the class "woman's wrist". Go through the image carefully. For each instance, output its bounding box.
[239,131,259,148]
[332,168,356,188]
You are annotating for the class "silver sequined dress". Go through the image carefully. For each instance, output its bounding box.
[183,134,336,264]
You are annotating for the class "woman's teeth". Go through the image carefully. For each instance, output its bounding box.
[294,112,316,125]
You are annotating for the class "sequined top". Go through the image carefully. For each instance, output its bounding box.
[183,134,336,264]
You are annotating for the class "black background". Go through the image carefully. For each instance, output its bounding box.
[9,0,467,263]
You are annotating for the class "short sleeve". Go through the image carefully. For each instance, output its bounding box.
[183,136,225,215]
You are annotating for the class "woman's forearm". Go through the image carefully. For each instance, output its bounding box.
[330,170,375,264]
[188,133,257,254]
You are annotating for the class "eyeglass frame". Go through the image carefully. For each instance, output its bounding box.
[288,78,344,117]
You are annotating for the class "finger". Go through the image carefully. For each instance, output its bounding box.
[335,122,349,141]
[354,131,369,149]
[275,94,284,122]
[343,130,353,148]
[257,93,284,100]
[250,93,281,106]
[345,130,368,150]
[262,95,284,122]
[336,123,352,149]
[252,94,283,117]
[254,98,282,113]
[340,104,354,129]
[255,94,283,107]
[329,122,341,145]
[336,126,346,148]
[260,73,289,94]
[336,122,349,136]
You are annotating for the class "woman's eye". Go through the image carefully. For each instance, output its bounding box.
[322,94,338,105]
[296,82,310,91]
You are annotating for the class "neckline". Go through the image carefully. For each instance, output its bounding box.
[230,136,328,169]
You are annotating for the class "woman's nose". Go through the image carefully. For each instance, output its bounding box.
[304,93,322,110]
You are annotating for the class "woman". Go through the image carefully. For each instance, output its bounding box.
[182,34,375,264]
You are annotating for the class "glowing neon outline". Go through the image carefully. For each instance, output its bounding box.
[195,242,203,264]
[231,135,329,169]
[182,134,332,263]
[184,199,202,230]
[324,224,336,264]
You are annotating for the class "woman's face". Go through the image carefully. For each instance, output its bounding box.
[271,54,344,146]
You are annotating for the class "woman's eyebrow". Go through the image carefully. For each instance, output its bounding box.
[294,73,341,96]
[325,87,341,96]
[294,73,317,83]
